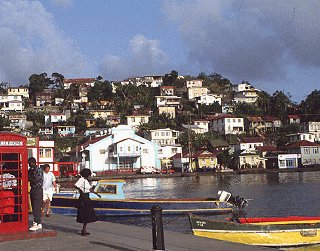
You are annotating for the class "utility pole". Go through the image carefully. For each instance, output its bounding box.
[188,115,192,172]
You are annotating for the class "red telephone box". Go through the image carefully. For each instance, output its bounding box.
[0,132,28,234]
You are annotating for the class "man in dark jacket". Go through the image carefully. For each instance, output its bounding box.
[28,157,43,231]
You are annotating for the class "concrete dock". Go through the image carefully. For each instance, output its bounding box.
[0,214,273,251]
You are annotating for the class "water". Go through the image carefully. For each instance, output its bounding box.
[101,172,320,249]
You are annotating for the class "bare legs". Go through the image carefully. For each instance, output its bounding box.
[81,223,89,235]
[42,199,51,216]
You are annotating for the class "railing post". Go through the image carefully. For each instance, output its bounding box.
[151,205,165,251]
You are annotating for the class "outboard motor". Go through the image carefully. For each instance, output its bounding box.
[218,190,248,210]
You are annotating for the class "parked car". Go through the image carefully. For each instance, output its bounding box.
[138,166,161,174]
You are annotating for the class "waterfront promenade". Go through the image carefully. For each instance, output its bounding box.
[0,214,272,251]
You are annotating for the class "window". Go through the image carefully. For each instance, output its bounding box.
[128,146,131,152]
[131,118,135,122]
[40,148,51,158]
[143,149,148,153]
[172,148,177,154]
[313,147,319,154]
[120,147,123,152]
[304,148,311,154]
[202,159,206,164]
[28,149,33,158]
[279,160,285,166]
[136,146,139,151]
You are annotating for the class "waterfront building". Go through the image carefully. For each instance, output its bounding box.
[286,140,320,166]
[7,87,29,98]
[209,114,244,135]
[278,154,299,169]
[231,137,264,153]
[147,128,181,169]
[182,124,207,134]
[233,149,266,169]
[79,125,160,173]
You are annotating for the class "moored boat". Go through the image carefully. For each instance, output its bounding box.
[51,179,234,216]
[189,213,320,247]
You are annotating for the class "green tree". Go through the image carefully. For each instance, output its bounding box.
[270,91,293,122]
[28,73,51,101]
[0,116,9,131]
[256,91,272,114]
[300,90,320,120]
[0,82,9,94]
[87,79,113,102]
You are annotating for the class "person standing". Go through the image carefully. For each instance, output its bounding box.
[28,157,43,231]
[74,168,100,236]
[42,164,56,217]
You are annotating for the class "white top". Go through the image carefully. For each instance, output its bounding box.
[43,172,56,191]
[75,177,92,193]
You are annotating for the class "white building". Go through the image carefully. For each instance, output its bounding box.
[147,128,181,169]
[126,114,150,129]
[305,121,320,141]
[63,78,96,89]
[9,114,27,130]
[0,95,24,111]
[287,133,315,143]
[27,137,55,170]
[193,119,210,133]
[155,96,181,108]
[278,154,299,169]
[210,115,245,135]
[196,94,222,106]
[148,128,179,146]
[45,114,67,125]
[186,79,203,88]
[79,125,161,173]
[7,87,29,98]
[232,83,260,103]
[231,137,264,153]
[188,87,208,100]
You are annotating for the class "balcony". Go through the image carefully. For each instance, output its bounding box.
[109,151,141,157]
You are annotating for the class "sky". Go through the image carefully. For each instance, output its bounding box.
[0,0,320,102]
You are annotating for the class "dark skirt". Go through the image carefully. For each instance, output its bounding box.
[76,193,97,223]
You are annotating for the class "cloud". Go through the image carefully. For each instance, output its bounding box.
[0,0,86,85]
[162,0,320,84]
[100,34,170,80]
[51,0,73,8]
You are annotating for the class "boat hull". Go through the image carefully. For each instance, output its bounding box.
[189,214,320,247]
[51,195,233,216]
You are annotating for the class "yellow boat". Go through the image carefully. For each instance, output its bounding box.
[188,214,320,247]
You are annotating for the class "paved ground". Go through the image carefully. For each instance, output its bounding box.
[0,214,273,251]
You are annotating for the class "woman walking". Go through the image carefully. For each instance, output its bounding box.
[74,168,100,236]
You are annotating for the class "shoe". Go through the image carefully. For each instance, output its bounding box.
[37,224,42,230]
[29,222,39,231]
[46,214,50,217]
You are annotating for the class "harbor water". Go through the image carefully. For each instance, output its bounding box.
[101,171,320,250]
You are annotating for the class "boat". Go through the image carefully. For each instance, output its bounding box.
[51,179,234,216]
[189,213,320,247]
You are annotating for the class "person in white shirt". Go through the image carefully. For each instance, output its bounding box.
[42,164,56,217]
[74,168,101,236]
